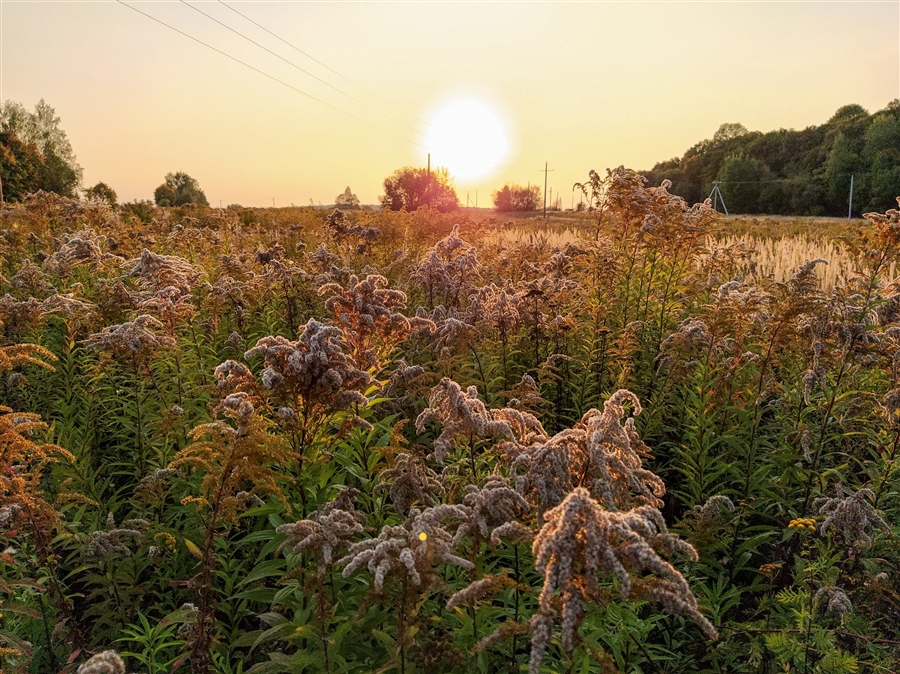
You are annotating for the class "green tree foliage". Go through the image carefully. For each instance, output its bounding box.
[0,99,82,200]
[492,183,542,212]
[717,154,770,213]
[334,186,360,209]
[153,172,209,207]
[84,182,118,206]
[0,132,43,201]
[643,100,900,215]
[380,166,459,213]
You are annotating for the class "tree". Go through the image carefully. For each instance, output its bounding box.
[492,183,542,212]
[154,172,209,207]
[0,99,82,200]
[1,99,82,189]
[379,167,458,213]
[0,132,43,202]
[334,186,360,209]
[85,181,118,205]
[717,154,770,214]
[713,122,749,144]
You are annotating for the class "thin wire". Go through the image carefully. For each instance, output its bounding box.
[218,0,433,130]
[183,0,428,139]
[116,0,427,149]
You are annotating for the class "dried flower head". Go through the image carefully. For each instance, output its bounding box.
[244,318,372,414]
[528,488,714,674]
[410,225,481,310]
[377,452,444,515]
[83,314,175,361]
[277,487,365,574]
[815,586,853,617]
[83,512,145,560]
[814,487,889,549]
[76,650,125,674]
[125,248,200,294]
[318,274,412,369]
[415,377,545,463]
[453,475,532,546]
[339,504,473,592]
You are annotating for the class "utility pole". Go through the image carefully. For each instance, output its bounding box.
[427,153,430,176]
[707,181,729,216]
[848,173,854,220]
[540,162,554,218]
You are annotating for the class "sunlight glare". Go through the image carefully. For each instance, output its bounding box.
[423,97,509,182]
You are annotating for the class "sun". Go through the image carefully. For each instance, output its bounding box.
[423,97,510,183]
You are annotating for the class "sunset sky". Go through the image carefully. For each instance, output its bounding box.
[2,0,898,207]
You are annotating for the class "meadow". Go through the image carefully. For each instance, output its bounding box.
[2,168,900,674]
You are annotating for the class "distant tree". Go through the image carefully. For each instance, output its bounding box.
[1,99,82,192]
[334,186,360,209]
[493,183,542,212]
[85,181,118,205]
[640,101,900,216]
[0,132,43,202]
[717,154,769,214]
[713,122,749,144]
[154,171,209,207]
[380,167,458,213]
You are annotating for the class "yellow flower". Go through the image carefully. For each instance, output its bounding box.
[787,518,817,532]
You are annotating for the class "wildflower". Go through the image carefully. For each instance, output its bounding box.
[318,274,411,369]
[82,314,175,361]
[814,487,889,548]
[528,488,714,673]
[339,504,473,592]
[125,248,200,294]
[452,475,532,546]
[378,451,445,516]
[415,377,545,463]
[83,512,145,560]
[277,487,365,575]
[76,650,125,674]
[815,586,853,617]
[787,517,817,532]
[410,225,481,309]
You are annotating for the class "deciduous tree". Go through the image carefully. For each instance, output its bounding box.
[380,167,458,213]
[334,186,360,209]
[492,183,542,212]
[153,171,209,207]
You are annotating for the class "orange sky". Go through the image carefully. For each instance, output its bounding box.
[2,0,898,207]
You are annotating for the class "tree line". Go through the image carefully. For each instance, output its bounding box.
[642,100,900,216]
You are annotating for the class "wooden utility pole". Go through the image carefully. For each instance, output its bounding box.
[540,162,554,218]
[427,153,431,175]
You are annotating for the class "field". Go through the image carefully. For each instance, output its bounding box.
[3,171,900,674]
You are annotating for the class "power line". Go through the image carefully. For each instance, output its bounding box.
[116,1,427,149]
[182,0,428,140]
[218,0,432,131]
